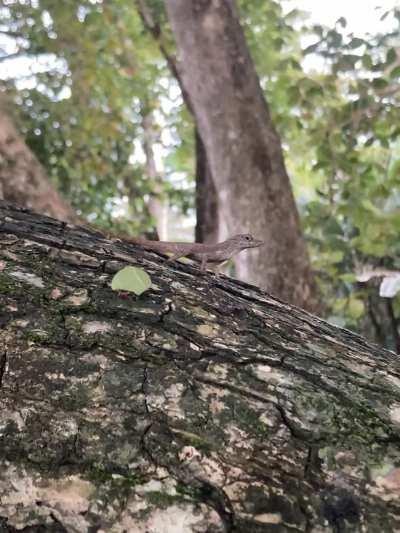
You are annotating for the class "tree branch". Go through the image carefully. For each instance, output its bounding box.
[134,0,193,113]
[0,50,27,63]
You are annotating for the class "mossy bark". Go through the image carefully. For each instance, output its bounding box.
[0,201,400,532]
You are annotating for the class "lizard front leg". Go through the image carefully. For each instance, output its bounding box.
[200,256,208,272]
[166,252,186,264]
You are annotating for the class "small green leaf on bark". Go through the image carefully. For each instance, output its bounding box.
[111,266,152,295]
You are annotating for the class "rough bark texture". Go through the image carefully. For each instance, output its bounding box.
[0,95,76,223]
[164,0,319,312]
[1,201,400,532]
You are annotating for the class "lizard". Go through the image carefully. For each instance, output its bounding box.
[122,233,264,272]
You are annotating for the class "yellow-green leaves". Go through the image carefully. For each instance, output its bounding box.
[347,298,365,320]
[111,266,151,295]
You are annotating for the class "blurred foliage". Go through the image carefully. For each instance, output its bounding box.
[0,0,188,233]
[285,9,400,349]
[1,0,400,347]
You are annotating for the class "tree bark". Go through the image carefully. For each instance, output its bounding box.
[1,201,400,532]
[195,129,219,244]
[142,110,169,240]
[164,0,319,312]
[0,95,76,223]
[135,0,221,245]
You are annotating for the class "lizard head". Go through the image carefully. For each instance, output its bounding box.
[229,234,264,250]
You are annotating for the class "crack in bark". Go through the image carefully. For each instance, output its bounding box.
[0,349,7,388]
[54,429,83,469]
[275,403,320,444]
[232,355,284,366]
[194,476,235,532]
[49,511,68,532]
[303,445,322,480]
[58,309,70,347]
[141,366,150,415]
[157,301,173,323]
[139,422,157,466]
[297,498,314,533]
[193,371,279,408]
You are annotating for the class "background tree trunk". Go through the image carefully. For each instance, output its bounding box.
[135,0,221,245]
[1,201,400,532]
[142,109,169,240]
[0,94,76,222]
[195,129,219,244]
[164,0,319,312]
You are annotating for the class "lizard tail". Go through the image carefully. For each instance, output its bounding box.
[125,237,168,250]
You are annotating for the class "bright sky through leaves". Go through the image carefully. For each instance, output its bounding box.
[1,1,398,81]
[288,0,399,33]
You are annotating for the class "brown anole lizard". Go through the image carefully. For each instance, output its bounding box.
[123,233,264,272]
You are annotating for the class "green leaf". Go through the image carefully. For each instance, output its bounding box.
[348,37,365,49]
[364,136,375,147]
[372,77,389,89]
[339,273,357,283]
[111,266,152,295]
[303,42,319,55]
[362,54,373,69]
[348,298,364,319]
[330,250,344,264]
[390,65,400,79]
[327,30,342,47]
[386,48,397,65]
[287,85,301,104]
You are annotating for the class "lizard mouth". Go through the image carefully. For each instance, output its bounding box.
[250,239,264,248]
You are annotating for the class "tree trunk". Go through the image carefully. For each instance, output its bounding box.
[164,0,319,312]
[195,128,219,244]
[1,200,400,532]
[0,95,76,223]
[142,110,169,240]
[135,0,221,245]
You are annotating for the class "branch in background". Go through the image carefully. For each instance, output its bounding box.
[134,0,219,245]
[0,30,25,38]
[134,0,193,113]
[194,129,218,243]
[385,298,400,353]
[142,109,169,240]
[356,268,400,298]
[366,294,385,346]
[0,50,29,63]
